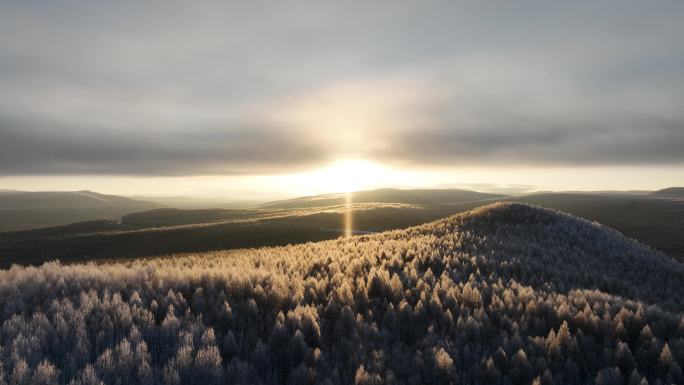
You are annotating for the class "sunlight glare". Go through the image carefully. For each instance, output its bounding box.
[307,159,388,193]
[344,191,353,238]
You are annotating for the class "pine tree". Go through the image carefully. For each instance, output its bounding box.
[595,367,622,385]
[510,349,532,385]
[31,361,59,385]
[627,369,641,385]
[68,365,103,385]
[657,343,673,379]
[10,359,30,385]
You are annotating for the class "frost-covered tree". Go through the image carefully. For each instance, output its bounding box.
[0,203,681,385]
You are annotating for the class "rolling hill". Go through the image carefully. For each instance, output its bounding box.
[0,188,506,267]
[507,193,684,261]
[651,187,684,198]
[0,203,681,385]
[261,188,504,209]
[0,202,464,267]
[0,190,161,231]
[2,188,684,266]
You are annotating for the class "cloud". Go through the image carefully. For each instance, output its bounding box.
[0,1,683,175]
[274,53,684,168]
[381,120,684,167]
[0,115,328,175]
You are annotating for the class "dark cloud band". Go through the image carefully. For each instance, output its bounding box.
[0,116,327,175]
[0,1,683,175]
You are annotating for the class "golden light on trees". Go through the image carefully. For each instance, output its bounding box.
[344,191,353,238]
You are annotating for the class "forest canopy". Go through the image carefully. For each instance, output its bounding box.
[0,203,682,385]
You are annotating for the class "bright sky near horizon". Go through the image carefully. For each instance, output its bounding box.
[1,1,683,197]
[2,161,682,199]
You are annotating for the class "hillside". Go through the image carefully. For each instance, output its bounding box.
[651,187,684,198]
[0,190,161,231]
[261,188,504,209]
[4,189,684,266]
[0,203,682,385]
[0,203,481,267]
[509,193,684,261]
[121,208,259,227]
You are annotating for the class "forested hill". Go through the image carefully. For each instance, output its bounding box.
[0,203,682,385]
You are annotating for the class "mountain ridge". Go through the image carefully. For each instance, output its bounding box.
[261,187,505,209]
[651,187,684,198]
[0,190,161,232]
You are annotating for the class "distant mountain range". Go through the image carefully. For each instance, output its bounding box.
[1,187,683,266]
[261,188,504,209]
[0,190,160,231]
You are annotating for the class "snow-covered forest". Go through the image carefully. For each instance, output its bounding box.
[0,203,682,385]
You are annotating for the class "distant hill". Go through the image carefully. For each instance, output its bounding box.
[121,208,259,227]
[0,190,161,231]
[0,202,468,267]
[650,187,684,198]
[262,188,505,208]
[137,196,267,209]
[4,188,684,265]
[0,203,681,385]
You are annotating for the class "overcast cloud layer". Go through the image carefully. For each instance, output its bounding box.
[1,1,683,175]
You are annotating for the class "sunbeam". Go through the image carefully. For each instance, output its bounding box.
[344,191,353,238]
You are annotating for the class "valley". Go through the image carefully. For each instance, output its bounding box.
[1,188,683,267]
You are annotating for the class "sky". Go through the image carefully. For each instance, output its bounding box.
[1,1,683,198]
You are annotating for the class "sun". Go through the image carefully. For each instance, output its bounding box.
[307,159,388,193]
[267,158,432,197]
